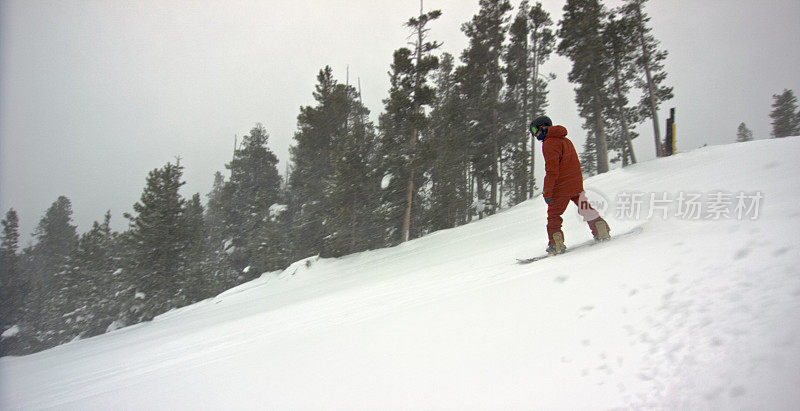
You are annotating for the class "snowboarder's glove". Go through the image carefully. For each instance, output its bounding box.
[544,197,552,205]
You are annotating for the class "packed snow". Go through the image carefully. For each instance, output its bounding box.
[1,137,799,410]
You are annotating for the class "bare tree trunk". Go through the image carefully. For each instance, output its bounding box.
[594,96,610,174]
[634,3,664,158]
[491,110,498,214]
[467,164,474,223]
[521,24,530,200]
[611,56,637,165]
[529,33,539,199]
[620,111,637,165]
[350,192,357,253]
[498,153,504,209]
[401,0,425,243]
[520,136,527,202]
[402,168,414,243]
[402,125,419,243]
[530,126,536,198]
[477,174,484,220]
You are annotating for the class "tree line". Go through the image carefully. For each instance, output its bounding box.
[735,89,800,143]
[1,0,673,355]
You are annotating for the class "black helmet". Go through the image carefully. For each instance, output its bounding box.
[531,115,552,128]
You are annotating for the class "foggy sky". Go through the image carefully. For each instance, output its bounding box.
[2,0,799,243]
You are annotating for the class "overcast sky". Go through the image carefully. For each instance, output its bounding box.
[2,0,799,243]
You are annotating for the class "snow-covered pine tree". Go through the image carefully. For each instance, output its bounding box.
[326,84,381,256]
[384,3,441,244]
[621,0,673,157]
[290,67,376,257]
[24,196,80,349]
[378,51,419,246]
[377,4,442,245]
[558,0,612,174]
[204,171,239,290]
[770,89,800,138]
[580,131,599,176]
[62,211,124,339]
[602,10,640,166]
[0,209,25,355]
[124,162,191,322]
[736,122,754,142]
[527,1,556,196]
[426,53,472,231]
[503,1,533,206]
[181,194,212,303]
[206,172,233,251]
[225,124,285,275]
[460,0,512,215]
[502,1,556,205]
[288,68,336,258]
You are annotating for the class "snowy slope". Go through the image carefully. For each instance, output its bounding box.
[2,137,800,410]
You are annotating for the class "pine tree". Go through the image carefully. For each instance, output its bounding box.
[31,197,79,275]
[558,0,611,174]
[1,209,24,344]
[326,85,381,256]
[736,122,754,142]
[180,193,213,303]
[288,67,340,258]
[502,1,556,204]
[254,199,293,271]
[289,66,380,256]
[458,0,513,215]
[502,1,532,206]
[580,131,598,176]
[225,124,284,274]
[622,0,673,157]
[203,171,239,293]
[124,162,190,321]
[603,11,639,166]
[387,3,441,243]
[606,113,640,167]
[528,1,556,196]
[378,52,418,245]
[377,5,442,244]
[770,89,800,138]
[26,196,80,348]
[427,53,471,231]
[68,211,120,338]
[205,171,232,250]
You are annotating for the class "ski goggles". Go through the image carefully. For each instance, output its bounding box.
[530,123,539,135]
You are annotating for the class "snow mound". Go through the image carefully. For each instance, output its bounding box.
[1,326,19,340]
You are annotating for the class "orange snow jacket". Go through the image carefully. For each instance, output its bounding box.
[542,125,584,199]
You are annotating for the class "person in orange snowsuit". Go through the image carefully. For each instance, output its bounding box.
[530,115,611,255]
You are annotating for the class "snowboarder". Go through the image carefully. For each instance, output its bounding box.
[530,115,611,255]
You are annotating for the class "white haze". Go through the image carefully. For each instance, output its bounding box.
[1,0,799,242]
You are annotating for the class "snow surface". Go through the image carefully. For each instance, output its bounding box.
[2,137,800,410]
[268,203,287,221]
[381,173,393,189]
[1,326,19,340]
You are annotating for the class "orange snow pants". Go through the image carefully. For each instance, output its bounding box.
[546,191,601,238]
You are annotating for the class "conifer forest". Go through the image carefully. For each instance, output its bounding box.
[6,0,795,356]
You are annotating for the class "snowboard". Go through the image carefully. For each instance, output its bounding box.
[516,225,644,264]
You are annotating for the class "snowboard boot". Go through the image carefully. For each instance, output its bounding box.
[589,217,611,242]
[546,231,567,255]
